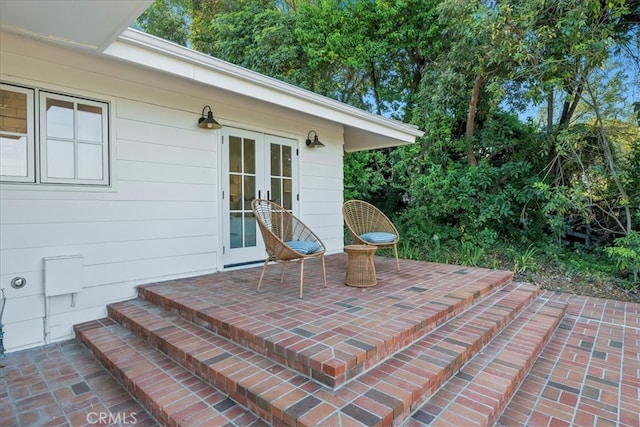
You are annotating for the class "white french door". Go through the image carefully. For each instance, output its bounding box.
[221,128,297,267]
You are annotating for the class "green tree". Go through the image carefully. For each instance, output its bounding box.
[134,0,191,45]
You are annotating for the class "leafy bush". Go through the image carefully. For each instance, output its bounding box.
[606,231,640,283]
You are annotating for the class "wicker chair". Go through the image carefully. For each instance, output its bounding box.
[342,199,400,271]
[252,199,327,298]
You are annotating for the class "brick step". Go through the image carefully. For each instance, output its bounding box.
[105,298,320,424]
[342,282,543,425]
[73,319,264,427]
[137,267,514,389]
[95,282,540,426]
[404,297,567,426]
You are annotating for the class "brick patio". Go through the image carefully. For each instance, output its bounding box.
[1,253,638,426]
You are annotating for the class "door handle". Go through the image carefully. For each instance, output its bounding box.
[258,190,261,199]
[267,190,271,201]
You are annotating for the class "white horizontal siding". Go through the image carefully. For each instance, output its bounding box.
[118,160,216,184]
[2,235,216,273]
[3,318,45,351]
[118,140,215,168]
[0,199,215,224]
[1,181,215,201]
[298,140,344,254]
[0,219,216,249]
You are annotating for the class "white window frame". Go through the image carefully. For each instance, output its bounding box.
[39,91,110,186]
[0,83,35,183]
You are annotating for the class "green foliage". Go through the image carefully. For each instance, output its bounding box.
[397,158,535,241]
[343,151,388,201]
[133,0,191,45]
[459,241,485,267]
[511,244,539,274]
[606,231,640,283]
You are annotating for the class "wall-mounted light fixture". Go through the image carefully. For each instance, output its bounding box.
[305,130,325,148]
[198,105,222,129]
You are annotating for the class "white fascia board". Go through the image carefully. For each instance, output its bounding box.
[106,29,424,144]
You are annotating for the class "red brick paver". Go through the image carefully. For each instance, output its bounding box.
[1,255,638,426]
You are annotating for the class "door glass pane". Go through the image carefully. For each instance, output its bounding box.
[78,143,103,180]
[244,175,255,210]
[0,135,28,177]
[229,174,242,210]
[46,99,74,139]
[245,213,256,247]
[229,136,241,172]
[77,104,102,142]
[283,178,292,210]
[270,144,281,176]
[283,146,292,177]
[244,139,255,174]
[271,178,281,206]
[228,133,257,252]
[230,212,243,249]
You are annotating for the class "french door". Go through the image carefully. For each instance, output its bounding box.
[221,128,297,267]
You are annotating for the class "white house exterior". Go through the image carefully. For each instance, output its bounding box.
[0,1,423,353]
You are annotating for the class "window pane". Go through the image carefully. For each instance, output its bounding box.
[47,139,74,178]
[229,136,241,172]
[229,174,242,210]
[271,178,282,206]
[0,89,27,133]
[46,99,74,139]
[244,175,255,210]
[77,104,102,142]
[229,212,243,249]
[245,213,256,247]
[244,139,255,174]
[283,178,292,210]
[78,143,103,180]
[283,146,292,177]
[270,144,281,176]
[0,134,28,177]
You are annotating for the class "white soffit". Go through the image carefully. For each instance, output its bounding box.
[0,0,152,52]
[108,29,424,151]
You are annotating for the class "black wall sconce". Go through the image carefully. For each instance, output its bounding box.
[198,105,222,129]
[305,130,325,148]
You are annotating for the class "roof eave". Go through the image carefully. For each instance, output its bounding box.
[108,29,423,149]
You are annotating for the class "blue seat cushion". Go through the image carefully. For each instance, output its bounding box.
[286,240,322,254]
[359,232,397,244]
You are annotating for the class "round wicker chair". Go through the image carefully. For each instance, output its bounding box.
[252,199,327,298]
[342,199,400,271]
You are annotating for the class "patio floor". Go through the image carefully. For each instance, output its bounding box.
[1,254,638,426]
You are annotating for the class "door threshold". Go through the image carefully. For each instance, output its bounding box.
[223,260,264,270]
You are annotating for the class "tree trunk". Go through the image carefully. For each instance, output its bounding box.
[547,91,554,133]
[587,81,633,235]
[465,73,484,166]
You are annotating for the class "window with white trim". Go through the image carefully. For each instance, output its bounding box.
[0,83,110,186]
[0,84,35,182]
[40,92,109,185]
